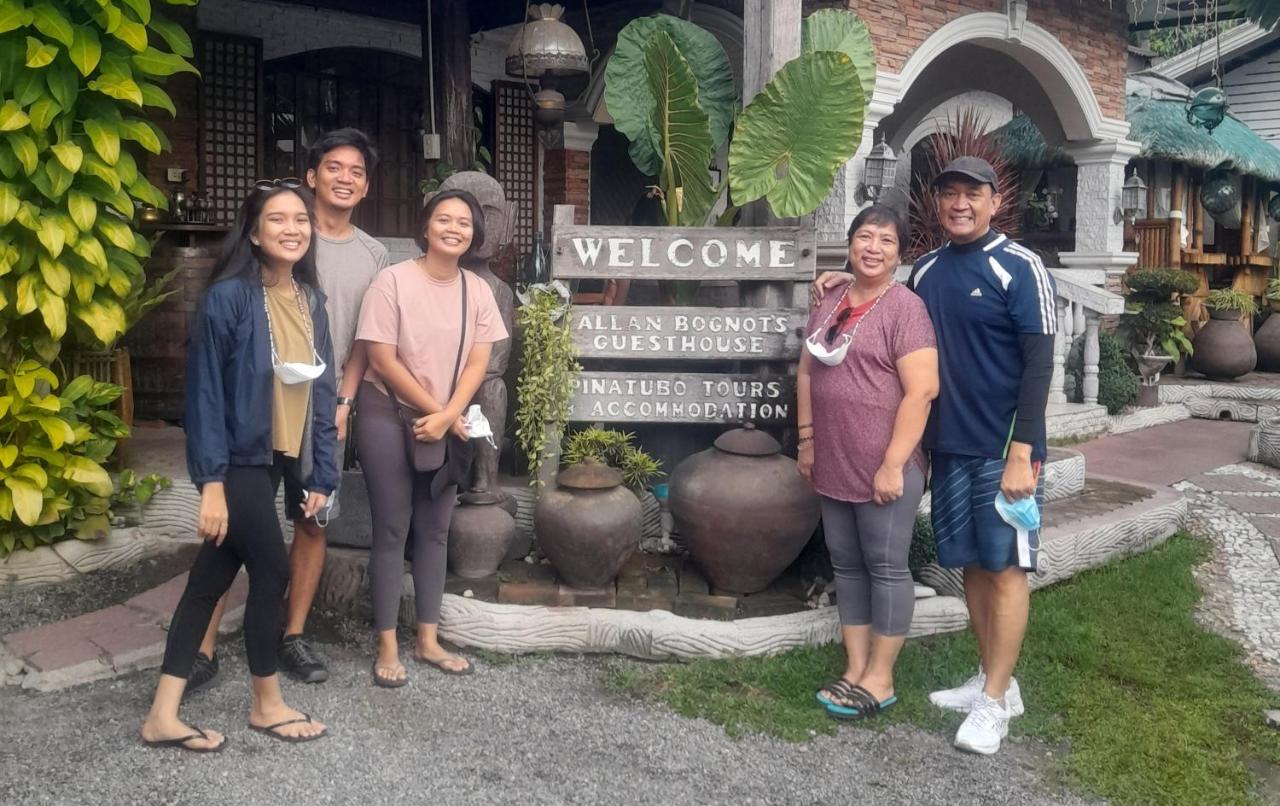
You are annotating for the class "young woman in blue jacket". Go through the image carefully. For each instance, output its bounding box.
[140,182,339,751]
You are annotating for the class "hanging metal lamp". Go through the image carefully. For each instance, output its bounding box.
[505,4,590,80]
[1186,86,1228,133]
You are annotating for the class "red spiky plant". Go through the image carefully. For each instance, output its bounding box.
[906,106,1023,261]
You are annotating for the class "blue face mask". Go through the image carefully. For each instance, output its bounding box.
[994,493,1040,570]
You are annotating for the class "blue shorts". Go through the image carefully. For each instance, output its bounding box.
[929,452,1044,572]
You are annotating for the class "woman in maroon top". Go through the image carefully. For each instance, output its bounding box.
[797,204,939,720]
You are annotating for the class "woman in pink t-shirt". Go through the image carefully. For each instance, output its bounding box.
[354,190,508,687]
[797,205,938,721]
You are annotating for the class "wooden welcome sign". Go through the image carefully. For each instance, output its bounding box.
[551,223,815,425]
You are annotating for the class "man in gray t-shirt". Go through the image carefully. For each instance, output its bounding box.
[191,129,387,690]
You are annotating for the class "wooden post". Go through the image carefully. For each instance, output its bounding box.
[1241,176,1255,258]
[741,0,803,312]
[1192,170,1205,253]
[1169,163,1184,266]
[1145,159,1156,220]
[426,0,475,170]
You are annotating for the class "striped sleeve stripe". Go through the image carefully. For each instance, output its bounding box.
[1004,242,1057,334]
[910,249,943,289]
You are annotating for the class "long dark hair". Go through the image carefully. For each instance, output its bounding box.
[207,185,320,290]
[415,189,486,260]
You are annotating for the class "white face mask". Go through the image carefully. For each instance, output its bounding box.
[805,331,852,366]
[271,349,326,385]
[463,404,498,449]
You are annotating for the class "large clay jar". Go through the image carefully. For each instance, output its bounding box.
[1190,308,1257,380]
[670,424,820,594]
[1255,312,1280,372]
[448,490,517,579]
[534,459,642,589]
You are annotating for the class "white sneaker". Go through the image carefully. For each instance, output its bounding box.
[953,692,1012,755]
[929,672,1025,717]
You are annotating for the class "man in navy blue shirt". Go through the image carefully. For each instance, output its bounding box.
[814,157,1055,755]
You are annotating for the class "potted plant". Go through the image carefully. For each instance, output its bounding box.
[561,427,664,494]
[1119,268,1198,404]
[1254,278,1280,371]
[1190,288,1258,380]
[514,282,581,488]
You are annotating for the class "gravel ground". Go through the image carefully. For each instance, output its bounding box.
[0,541,199,636]
[0,625,1094,806]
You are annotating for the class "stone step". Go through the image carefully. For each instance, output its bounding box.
[916,475,1186,598]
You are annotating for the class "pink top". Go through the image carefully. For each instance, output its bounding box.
[356,260,508,402]
[806,283,936,503]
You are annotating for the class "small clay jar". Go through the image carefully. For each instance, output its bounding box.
[670,424,820,594]
[534,459,642,589]
[447,490,516,579]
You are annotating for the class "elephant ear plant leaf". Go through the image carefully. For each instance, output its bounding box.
[644,30,717,227]
[604,14,735,178]
[800,9,876,104]
[728,50,865,219]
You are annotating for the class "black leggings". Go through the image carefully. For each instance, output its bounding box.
[160,460,291,679]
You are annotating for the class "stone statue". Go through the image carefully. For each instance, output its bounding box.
[432,172,517,509]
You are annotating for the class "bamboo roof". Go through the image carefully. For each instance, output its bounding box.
[995,71,1280,183]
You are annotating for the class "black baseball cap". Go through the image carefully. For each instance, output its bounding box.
[932,156,998,191]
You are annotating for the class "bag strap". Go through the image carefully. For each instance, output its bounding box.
[387,270,469,415]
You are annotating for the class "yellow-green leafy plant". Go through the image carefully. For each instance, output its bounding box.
[0,0,197,552]
[562,427,663,492]
[514,285,580,487]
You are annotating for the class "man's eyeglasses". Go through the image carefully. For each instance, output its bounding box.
[254,177,303,191]
[825,307,852,344]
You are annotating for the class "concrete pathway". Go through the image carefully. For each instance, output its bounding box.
[1075,419,1251,486]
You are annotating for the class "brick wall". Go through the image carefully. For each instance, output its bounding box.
[543,149,591,226]
[812,0,1128,121]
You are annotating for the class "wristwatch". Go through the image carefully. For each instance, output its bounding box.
[336,396,356,408]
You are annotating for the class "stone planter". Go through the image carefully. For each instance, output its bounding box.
[534,460,642,589]
[448,490,516,579]
[1255,311,1280,372]
[1190,308,1256,381]
[670,425,820,594]
[1133,352,1172,407]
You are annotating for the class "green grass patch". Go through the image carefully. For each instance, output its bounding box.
[603,534,1280,806]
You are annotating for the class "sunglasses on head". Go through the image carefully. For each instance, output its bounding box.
[825,307,853,344]
[254,177,303,191]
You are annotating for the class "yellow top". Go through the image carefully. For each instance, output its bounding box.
[264,281,314,458]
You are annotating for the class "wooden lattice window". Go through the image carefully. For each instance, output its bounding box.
[198,33,262,226]
[492,80,536,256]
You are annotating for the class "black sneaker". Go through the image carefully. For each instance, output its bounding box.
[279,634,329,683]
[184,651,218,698]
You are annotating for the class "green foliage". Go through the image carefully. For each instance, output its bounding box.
[1121,268,1197,362]
[0,0,194,552]
[906,514,935,574]
[1068,330,1139,414]
[110,468,170,508]
[1204,287,1258,317]
[562,427,663,491]
[514,287,580,487]
[1267,278,1280,301]
[0,361,128,555]
[605,9,874,224]
[603,534,1280,805]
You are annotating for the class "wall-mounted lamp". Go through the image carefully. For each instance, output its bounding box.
[855,140,897,204]
[1114,170,1147,225]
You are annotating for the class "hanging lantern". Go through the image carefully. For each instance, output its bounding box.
[1200,170,1238,216]
[505,4,589,81]
[1186,86,1228,133]
[1121,171,1147,222]
[862,141,896,201]
[532,88,567,128]
[1268,192,1280,223]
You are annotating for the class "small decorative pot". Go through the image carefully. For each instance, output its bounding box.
[670,424,820,594]
[1190,308,1256,380]
[448,490,516,579]
[534,459,642,589]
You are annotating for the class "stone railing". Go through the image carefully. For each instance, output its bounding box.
[1049,269,1125,406]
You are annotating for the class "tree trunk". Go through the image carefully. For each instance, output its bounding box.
[426,0,474,171]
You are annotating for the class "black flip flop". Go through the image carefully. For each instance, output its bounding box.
[248,713,328,744]
[142,726,227,754]
[826,684,897,722]
[372,662,408,688]
[413,653,474,676]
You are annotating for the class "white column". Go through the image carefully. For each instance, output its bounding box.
[1082,312,1101,405]
[1051,297,1070,404]
[1058,139,1142,278]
